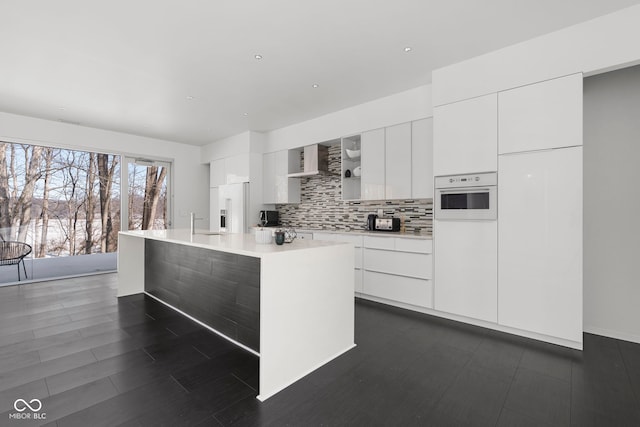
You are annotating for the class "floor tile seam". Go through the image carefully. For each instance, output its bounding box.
[0,318,73,338]
[169,373,191,394]
[569,354,574,427]
[428,341,477,410]
[494,364,521,427]
[191,345,212,360]
[0,312,74,328]
[210,386,259,422]
[15,288,109,302]
[515,364,572,385]
[616,340,640,410]
[32,317,115,338]
[229,372,258,393]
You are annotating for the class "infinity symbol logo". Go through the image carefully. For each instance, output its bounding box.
[13,398,42,412]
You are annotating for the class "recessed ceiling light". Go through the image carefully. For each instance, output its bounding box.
[243,112,249,116]
[186,96,194,100]
[404,47,412,52]
[59,107,66,111]
[312,84,319,88]
[254,54,263,60]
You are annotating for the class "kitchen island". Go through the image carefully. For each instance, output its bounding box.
[117,229,355,401]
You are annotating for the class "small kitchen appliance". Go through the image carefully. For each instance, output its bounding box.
[367,214,377,231]
[259,210,279,227]
[374,217,401,232]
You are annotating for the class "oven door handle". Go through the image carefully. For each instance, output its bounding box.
[437,187,494,194]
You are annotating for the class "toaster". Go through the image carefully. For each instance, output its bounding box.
[374,217,401,232]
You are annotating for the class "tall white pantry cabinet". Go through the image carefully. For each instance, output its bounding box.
[497,73,583,345]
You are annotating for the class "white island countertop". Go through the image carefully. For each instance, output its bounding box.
[120,229,349,258]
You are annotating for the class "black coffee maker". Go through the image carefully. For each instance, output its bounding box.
[367,214,377,231]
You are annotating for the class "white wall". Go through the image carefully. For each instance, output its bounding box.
[584,65,640,343]
[264,85,432,153]
[433,4,640,106]
[0,111,209,228]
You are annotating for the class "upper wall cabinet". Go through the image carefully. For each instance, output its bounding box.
[385,123,412,200]
[262,150,300,204]
[498,73,583,154]
[210,154,250,186]
[434,93,498,176]
[411,118,434,199]
[210,159,225,187]
[224,154,250,183]
[348,118,434,201]
[361,128,386,200]
[342,134,361,201]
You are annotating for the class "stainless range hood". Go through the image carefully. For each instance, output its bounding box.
[287,144,329,178]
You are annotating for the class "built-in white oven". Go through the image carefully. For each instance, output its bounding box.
[434,172,497,220]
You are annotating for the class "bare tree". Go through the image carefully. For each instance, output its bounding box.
[0,143,11,238]
[37,147,55,257]
[98,153,118,252]
[84,153,96,254]
[141,166,166,230]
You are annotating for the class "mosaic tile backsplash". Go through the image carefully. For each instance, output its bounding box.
[275,145,433,234]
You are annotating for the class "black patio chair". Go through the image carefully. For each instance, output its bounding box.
[0,241,32,281]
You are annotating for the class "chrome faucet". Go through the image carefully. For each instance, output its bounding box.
[190,212,205,235]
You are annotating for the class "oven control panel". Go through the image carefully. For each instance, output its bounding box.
[436,172,497,189]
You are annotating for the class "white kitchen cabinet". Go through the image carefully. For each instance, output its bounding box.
[210,159,225,187]
[314,232,363,293]
[434,93,498,176]
[361,128,385,200]
[498,147,582,343]
[224,153,250,184]
[296,232,313,240]
[434,220,497,323]
[362,236,433,309]
[262,152,276,202]
[342,134,361,201]
[364,271,432,308]
[385,122,412,200]
[263,150,300,204]
[209,187,220,230]
[411,118,434,199]
[210,154,250,186]
[364,249,431,279]
[499,73,583,154]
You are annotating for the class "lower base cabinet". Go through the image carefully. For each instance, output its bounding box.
[364,270,432,307]
[362,236,433,309]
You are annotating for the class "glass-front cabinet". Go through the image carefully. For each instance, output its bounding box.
[341,134,361,200]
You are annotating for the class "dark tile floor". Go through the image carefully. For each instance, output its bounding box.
[1,273,639,426]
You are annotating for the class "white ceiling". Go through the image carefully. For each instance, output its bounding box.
[1,1,638,146]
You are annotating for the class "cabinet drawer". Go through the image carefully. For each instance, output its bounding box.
[364,249,432,279]
[363,236,395,250]
[364,271,432,308]
[297,232,313,240]
[354,269,363,293]
[332,233,363,247]
[395,238,432,254]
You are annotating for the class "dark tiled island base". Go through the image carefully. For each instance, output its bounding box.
[144,239,260,352]
[1,274,639,426]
